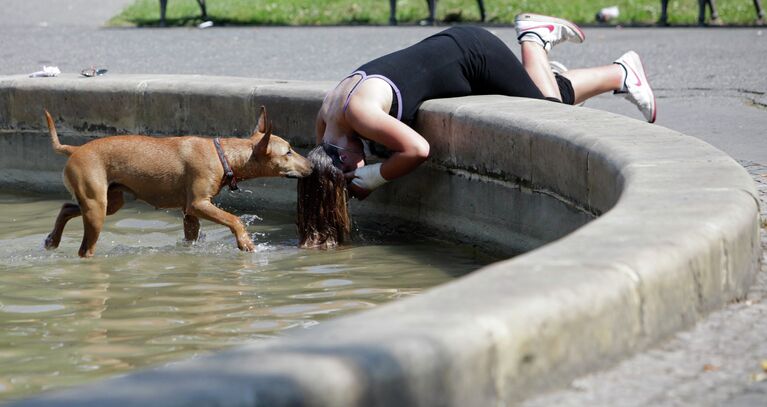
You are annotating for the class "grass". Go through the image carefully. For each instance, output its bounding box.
[108,0,767,27]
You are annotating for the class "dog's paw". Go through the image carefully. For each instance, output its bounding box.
[238,239,257,252]
[43,234,58,250]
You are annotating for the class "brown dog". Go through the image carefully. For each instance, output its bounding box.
[43,106,312,257]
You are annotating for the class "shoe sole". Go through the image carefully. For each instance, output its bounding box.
[548,60,568,75]
[624,51,657,123]
[515,13,586,43]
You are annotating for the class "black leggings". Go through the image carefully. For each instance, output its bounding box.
[355,26,574,123]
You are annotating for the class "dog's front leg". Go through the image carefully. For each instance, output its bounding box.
[183,214,201,242]
[188,199,256,252]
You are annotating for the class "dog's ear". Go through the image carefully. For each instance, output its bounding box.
[254,120,273,156]
[254,105,268,137]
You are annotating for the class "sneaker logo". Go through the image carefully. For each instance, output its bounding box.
[522,24,555,33]
[627,65,643,87]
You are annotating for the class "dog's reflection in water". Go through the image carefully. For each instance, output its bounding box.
[297,145,351,249]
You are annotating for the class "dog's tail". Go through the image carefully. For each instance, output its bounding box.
[44,110,77,156]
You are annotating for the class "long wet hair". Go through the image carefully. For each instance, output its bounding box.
[296,145,351,248]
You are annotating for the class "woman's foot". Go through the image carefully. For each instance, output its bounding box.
[614,51,657,123]
[515,13,585,52]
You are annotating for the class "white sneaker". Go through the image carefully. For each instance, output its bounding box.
[515,13,585,52]
[614,51,656,123]
[549,61,585,107]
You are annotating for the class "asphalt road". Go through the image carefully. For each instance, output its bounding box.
[2,1,767,406]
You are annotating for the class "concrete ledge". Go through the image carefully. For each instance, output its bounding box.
[0,74,761,406]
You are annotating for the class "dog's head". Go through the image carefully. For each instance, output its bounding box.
[249,106,312,179]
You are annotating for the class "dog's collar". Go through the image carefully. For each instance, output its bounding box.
[213,138,238,191]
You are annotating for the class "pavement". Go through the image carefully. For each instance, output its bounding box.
[2,1,767,405]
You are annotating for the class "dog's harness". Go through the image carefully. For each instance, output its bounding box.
[213,138,238,191]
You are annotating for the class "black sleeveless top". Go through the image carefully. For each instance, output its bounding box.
[351,26,524,123]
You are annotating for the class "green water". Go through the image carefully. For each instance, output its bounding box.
[0,192,496,400]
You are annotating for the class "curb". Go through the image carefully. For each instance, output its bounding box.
[0,74,761,406]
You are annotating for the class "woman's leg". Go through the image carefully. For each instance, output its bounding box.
[513,14,656,122]
[560,65,624,105]
[518,40,623,104]
[530,50,656,123]
[515,14,586,101]
[520,42,561,100]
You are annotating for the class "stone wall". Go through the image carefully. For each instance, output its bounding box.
[0,74,760,406]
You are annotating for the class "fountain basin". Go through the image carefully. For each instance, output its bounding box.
[0,74,760,406]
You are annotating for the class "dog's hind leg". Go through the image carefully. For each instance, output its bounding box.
[45,196,107,257]
[78,196,107,258]
[183,214,201,242]
[45,203,82,249]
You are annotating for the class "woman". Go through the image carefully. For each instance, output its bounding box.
[315,13,656,202]
[298,13,656,247]
[317,13,656,201]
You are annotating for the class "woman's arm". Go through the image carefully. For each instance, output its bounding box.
[345,95,430,182]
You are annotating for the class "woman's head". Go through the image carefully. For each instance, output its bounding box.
[322,135,366,172]
[296,145,352,248]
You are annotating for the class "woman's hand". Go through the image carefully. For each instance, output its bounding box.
[344,163,388,200]
[344,174,372,200]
